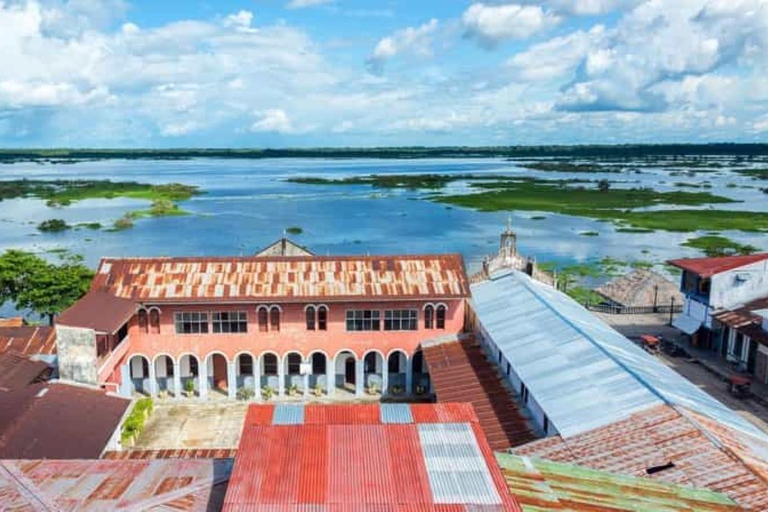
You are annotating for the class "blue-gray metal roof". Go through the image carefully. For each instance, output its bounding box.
[471,270,768,440]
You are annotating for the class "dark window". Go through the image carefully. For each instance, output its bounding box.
[306,306,316,331]
[174,312,209,334]
[318,306,328,331]
[258,308,269,332]
[311,353,326,374]
[149,309,161,334]
[388,353,401,373]
[384,310,418,331]
[138,309,149,333]
[270,307,281,332]
[412,351,424,374]
[436,305,447,329]
[287,353,302,375]
[212,311,248,333]
[521,383,529,404]
[734,333,745,358]
[646,462,675,475]
[189,357,199,377]
[364,353,378,373]
[165,357,174,377]
[239,355,254,375]
[263,354,278,375]
[506,362,511,375]
[346,310,380,331]
[424,305,434,329]
[543,415,549,434]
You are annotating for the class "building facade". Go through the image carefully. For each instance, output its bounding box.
[56,247,470,401]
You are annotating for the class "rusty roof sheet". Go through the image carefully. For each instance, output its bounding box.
[224,403,520,511]
[55,290,137,333]
[496,453,744,511]
[0,458,232,511]
[102,448,239,460]
[595,269,684,308]
[422,337,540,451]
[90,254,470,303]
[667,253,768,278]
[0,382,130,460]
[513,404,768,511]
[0,326,56,356]
[0,353,50,391]
[0,318,24,327]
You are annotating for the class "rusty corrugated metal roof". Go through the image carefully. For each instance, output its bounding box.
[90,254,470,303]
[496,453,744,511]
[102,448,239,460]
[713,297,768,347]
[667,253,768,278]
[0,353,50,390]
[224,403,520,511]
[0,326,56,356]
[422,337,539,451]
[0,318,24,327]
[0,458,232,511]
[0,382,130,460]
[513,404,768,511]
[55,290,137,333]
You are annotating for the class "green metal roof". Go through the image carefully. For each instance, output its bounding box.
[496,453,744,512]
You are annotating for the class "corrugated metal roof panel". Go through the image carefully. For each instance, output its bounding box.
[0,326,56,356]
[470,270,767,440]
[496,453,744,511]
[223,404,521,511]
[90,254,470,303]
[668,253,768,278]
[274,404,305,425]
[381,403,414,424]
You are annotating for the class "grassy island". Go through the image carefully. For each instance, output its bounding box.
[681,235,759,257]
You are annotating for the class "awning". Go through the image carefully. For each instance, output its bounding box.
[672,314,702,336]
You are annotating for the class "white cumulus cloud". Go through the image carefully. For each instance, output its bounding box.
[368,19,439,71]
[462,3,559,47]
[251,109,296,134]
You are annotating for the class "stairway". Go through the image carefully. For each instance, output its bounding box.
[423,337,539,451]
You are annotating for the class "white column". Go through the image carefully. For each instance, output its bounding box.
[199,358,208,401]
[326,357,334,397]
[303,358,310,398]
[278,356,285,396]
[356,358,364,397]
[120,364,131,397]
[148,360,158,397]
[405,357,413,394]
[382,367,389,397]
[173,362,182,400]
[254,357,261,400]
[228,361,237,400]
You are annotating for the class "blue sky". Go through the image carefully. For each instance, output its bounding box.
[0,0,767,147]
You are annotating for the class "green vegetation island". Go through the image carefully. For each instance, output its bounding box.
[2,143,768,162]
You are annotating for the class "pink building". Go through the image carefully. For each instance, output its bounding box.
[56,240,470,401]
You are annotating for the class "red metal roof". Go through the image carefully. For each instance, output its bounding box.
[667,253,768,278]
[0,326,56,356]
[0,353,50,390]
[102,447,238,460]
[0,318,24,327]
[90,254,470,303]
[223,403,521,511]
[423,337,539,451]
[0,458,232,511]
[0,382,130,459]
[513,404,768,511]
[55,290,137,333]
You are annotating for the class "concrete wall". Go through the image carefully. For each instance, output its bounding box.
[56,326,97,385]
[711,260,768,310]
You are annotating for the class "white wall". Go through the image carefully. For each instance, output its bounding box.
[711,260,768,310]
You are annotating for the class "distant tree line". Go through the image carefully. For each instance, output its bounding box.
[1,144,768,161]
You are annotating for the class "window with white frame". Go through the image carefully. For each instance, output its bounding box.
[346,310,380,331]
[384,309,418,331]
[174,312,209,334]
[212,311,248,333]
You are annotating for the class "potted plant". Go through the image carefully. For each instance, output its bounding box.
[237,387,255,401]
[367,382,380,395]
[313,384,324,397]
[287,383,299,396]
[185,378,195,397]
[391,385,404,395]
[415,384,427,395]
[262,386,274,401]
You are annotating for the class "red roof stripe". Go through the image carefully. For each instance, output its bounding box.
[668,253,768,278]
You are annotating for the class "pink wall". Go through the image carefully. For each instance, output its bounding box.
[122,299,466,364]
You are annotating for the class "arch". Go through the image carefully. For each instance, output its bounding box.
[206,352,230,397]
[235,351,256,397]
[153,353,176,397]
[257,307,269,332]
[334,349,357,395]
[317,305,328,331]
[128,354,151,396]
[307,350,329,395]
[149,308,161,334]
[137,309,149,334]
[411,348,430,395]
[258,351,280,393]
[424,304,434,329]
[178,353,200,397]
[306,305,316,331]
[283,351,304,395]
[363,350,385,394]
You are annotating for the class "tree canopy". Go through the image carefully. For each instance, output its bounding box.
[0,250,93,325]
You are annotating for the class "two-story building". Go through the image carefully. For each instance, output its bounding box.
[55,241,470,401]
[669,253,768,372]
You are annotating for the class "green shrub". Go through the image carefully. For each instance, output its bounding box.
[121,398,153,443]
[37,219,70,232]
